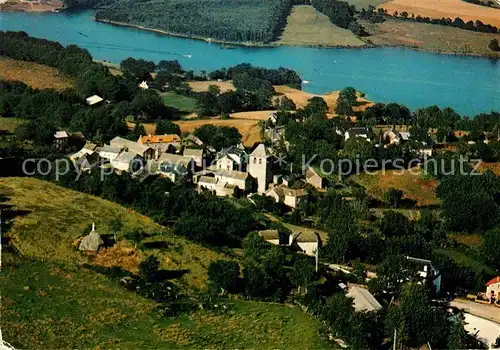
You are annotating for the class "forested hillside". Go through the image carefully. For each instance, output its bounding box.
[95,0,294,43]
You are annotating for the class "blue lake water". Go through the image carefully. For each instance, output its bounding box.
[1,10,499,115]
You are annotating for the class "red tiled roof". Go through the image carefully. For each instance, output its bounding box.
[138,134,180,144]
[486,276,500,286]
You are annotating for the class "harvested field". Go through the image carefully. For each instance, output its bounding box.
[345,0,386,9]
[363,19,500,57]
[230,110,278,120]
[278,5,365,47]
[175,119,262,147]
[379,0,500,27]
[0,0,62,11]
[188,80,235,93]
[353,168,440,206]
[477,161,500,175]
[274,85,374,114]
[0,57,73,90]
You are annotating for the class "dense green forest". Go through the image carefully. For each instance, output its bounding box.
[95,0,294,43]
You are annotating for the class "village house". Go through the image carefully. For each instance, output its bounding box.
[183,148,204,167]
[138,134,181,158]
[258,230,281,246]
[407,256,442,294]
[99,145,123,161]
[158,153,194,182]
[111,151,144,173]
[85,94,104,106]
[197,175,218,192]
[383,129,411,145]
[485,276,500,303]
[73,152,102,172]
[264,185,307,209]
[345,127,373,142]
[344,284,382,313]
[289,231,319,257]
[70,142,98,162]
[216,146,248,172]
[54,131,69,150]
[305,166,325,189]
[214,169,252,193]
[139,81,152,89]
[110,136,154,160]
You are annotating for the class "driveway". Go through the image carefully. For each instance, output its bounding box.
[451,299,500,324]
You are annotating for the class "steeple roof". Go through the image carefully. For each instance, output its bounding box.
[250,144,269,158]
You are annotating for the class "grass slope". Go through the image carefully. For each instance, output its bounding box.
[363,19,500,57]
[0,117,25,133]
[1,177,329,348]
[0,56,73,90]
[0,177,224,290]
[1,257,329,348]
[278,5,365,47]
[161,91,199,113]
[353,168,440,206]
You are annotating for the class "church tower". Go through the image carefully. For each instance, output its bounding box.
[248,144,271,193]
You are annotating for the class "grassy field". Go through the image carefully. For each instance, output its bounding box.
[379,0,500,27]
[188,80,235,93]
[277,5,365,47]
[0,57,73,90]
[1,177,329,348]
[161,92,199,113]
[344,0,386,9]
[0,117,25,133]
[363,19,500,57]
[435,248,497,277]
[1,256,330,348]
[353,168,440,207]
[0,177,225,290]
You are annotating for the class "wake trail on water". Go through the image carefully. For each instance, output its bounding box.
[79,41,190,58]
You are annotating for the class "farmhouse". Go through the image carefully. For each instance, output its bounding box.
[110,136,154,160]
[485,276,500,302]
[158,153,194,181]
[265,185,307,209]
[407,256,441,294]
[54,131,69,150]
[197,175,218,192]
[345,127,373,142]
[258,230,281,245]
[85,94,104,106]
[138,134,181,157]
[183,148,204,167]
[305,167,325,189]
[111,151,144,173]
[289,231,319,257]
[99,145,123,161]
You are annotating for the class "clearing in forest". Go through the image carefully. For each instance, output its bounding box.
[0,57,73,90]
[277,5,365,47]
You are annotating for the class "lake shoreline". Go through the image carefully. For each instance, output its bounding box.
[94,17,499,59]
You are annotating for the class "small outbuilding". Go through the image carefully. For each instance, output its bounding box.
[79,223,104,252]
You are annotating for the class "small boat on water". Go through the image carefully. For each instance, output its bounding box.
[183,54,192,58]
[302,80,310,84]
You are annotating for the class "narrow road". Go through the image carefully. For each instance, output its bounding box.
[451,299,500,324]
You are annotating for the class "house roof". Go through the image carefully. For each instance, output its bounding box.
[185,134,204,145]
[158,153,193,167]
[400,132,410,141]
[347,127,373,139]
[110,137,151,156]
[86,95,104,106]
[183,148,204,158]
[84,142,98,151]
[100,145,122,154]
[250,143,270,158]
[346,285,382,312]
[70,132,85,139]
[215,169,249,181]
[305,167,321,180]
[282,186,306,198]
[292,231,319,243]
[54,131,69,139]
[138,134,181,144]
[198,175,217,184]
[406,256,438,272]
[259,230,280,241]
[114,151,139,164]
[486,276,500,286]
